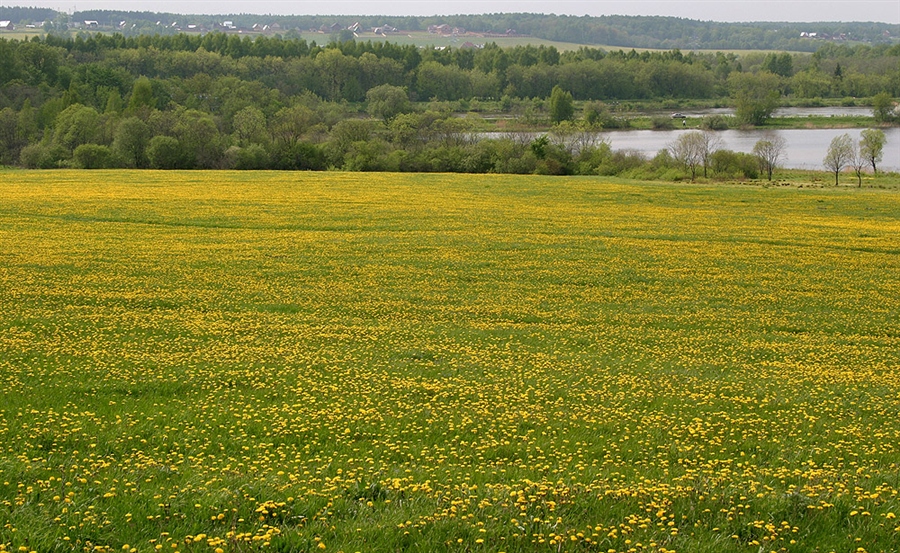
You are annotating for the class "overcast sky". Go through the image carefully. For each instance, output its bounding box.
[11,0,900,23]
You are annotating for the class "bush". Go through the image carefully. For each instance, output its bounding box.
[147,136,189,169]
[20,143,67,169]
[269,141,325,171]
[709,149,759,179]
[225,144,269,170]
[700,115,731,130]
[651,116,674,130]
[594,149,647,176]
[73,144,116,169]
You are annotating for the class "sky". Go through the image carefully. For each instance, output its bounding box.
[9,0,900,23]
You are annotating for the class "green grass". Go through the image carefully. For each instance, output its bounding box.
[0,170,899,553]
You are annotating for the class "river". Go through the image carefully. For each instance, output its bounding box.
[482,127,899,172]
[602,127,900,172]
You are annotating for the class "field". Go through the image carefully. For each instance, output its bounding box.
[296,31,590,51]
[1,170,899,553]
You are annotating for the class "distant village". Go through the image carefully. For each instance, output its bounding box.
[0,16,520,45]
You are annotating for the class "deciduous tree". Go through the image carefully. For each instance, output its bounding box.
[859,128,886,175]
[548,85,574,124]
[670,130,707,181]
[752,133,787,181]
[823,133,854,186]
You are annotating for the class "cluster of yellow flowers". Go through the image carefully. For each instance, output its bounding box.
[0,170,898,552]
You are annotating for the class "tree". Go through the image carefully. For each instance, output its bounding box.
[128,76,156,112]
[52,104,103,154]
[729,71,782,126]
[872,92,896,124]
[859,128,886,175]
[173,109,225,169]
[823,133,854,186]
[751,133,787,181]
[670,130,707,181]
[112,117,150,168]
[270,105,316,147]
[232,106,268,146]
[548,85,574,124]
[73,144,115,169]
[850,142,866,187]
[365,84,411,122]
[698,130,721,178]
[146,136,188,169]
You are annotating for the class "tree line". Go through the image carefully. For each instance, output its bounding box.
[4,7,897,51]
[0,33,897,177]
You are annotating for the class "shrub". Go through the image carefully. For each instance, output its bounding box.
[700,115,731,130]
[651,116,674,130]
[20,143,68,169]
[73,144,116,169]
[225,144,270,170]
[147,136,189,169]
[709,149,759,179]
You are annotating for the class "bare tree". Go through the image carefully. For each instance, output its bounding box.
[859,128,886,175]
[549,120,607,156]
[752,133,788,181]
[699,130,722,178]
[823,133,855,186]
[850,142,866,187]
[670,131,706,181]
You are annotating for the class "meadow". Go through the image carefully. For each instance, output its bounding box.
[0,170,898,553]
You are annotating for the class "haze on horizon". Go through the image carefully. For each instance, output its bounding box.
[8,0,900,24]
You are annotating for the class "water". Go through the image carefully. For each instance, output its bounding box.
[655,106,875,118]
[603,127,900,172]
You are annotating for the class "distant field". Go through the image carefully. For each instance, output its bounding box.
[300,30,590,51]
[301,31,802,54]
[0,27,802,54]
[1,171,898,552]
[0,30,42,40]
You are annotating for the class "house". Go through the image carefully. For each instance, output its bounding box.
[0,21,14,31]
[84,20,99,28]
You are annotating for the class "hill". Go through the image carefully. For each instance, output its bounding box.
[2,7,898,51]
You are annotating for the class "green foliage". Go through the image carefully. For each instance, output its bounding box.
[146,135,187,169]
[650,115,674,129]
[112,116,150,168]
[52,103,103,152]
[730,71,783,126]
[548,85,574,124]
[858,128,886,174]
[72,143,115,168]
[366,84,412,121]
[823,133,855,185]
[709,149,759,179]
[225,144,269,170]
[19,141,67,168]
[872,92,897,123]
[127,76,156,112]
[700,114,731,130]
[762,52,793,77]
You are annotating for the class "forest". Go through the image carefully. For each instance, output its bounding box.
[4,7,899,51]
[0,31,898,176]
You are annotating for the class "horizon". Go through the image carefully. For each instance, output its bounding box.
[4,1,900,24]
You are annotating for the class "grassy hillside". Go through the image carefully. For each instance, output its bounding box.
[1,171,898,552]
